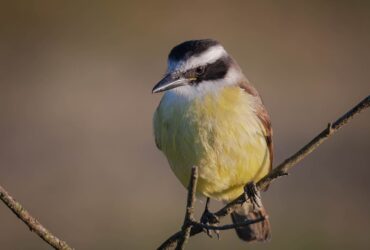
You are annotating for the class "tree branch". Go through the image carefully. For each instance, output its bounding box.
[158,95,370,250]
[258,95,370,190]
[0,185,73,250]
[192,216,266,231]
[175,166,198,250]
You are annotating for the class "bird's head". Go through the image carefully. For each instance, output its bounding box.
[152,39,244,96]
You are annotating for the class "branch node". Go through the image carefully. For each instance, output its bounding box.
[327,122,333,133]
[277,170,289,177]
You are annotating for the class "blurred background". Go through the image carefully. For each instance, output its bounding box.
[0,1,369,249]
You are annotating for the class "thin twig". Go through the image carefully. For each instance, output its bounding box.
[0,185,73,250]
[175,166,198,250]
[192,216,266,231]
[257,95,370,190]
[158,95,370,250]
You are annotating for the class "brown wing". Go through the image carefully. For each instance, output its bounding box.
[239,81,274,177]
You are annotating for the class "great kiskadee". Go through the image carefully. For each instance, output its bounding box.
[152,39,272,242]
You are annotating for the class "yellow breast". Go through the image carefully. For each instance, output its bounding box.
[153,86,270,201]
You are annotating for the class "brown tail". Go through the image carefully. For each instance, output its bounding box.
[230,202,271,242]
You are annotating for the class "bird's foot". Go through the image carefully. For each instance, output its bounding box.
[244,182,262,210]
[200,198,220,239]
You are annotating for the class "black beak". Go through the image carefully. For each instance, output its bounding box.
[152,73,190,93]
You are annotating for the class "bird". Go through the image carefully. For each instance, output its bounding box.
[152,39,272,242]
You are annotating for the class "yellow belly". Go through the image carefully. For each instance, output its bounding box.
[153,86,270,201]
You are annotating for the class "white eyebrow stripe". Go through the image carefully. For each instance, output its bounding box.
[167,45,227,72]
[184,45,226,70]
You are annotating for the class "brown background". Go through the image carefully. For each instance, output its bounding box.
[0,1,369,249]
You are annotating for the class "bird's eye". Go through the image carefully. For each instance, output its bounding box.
[195,66,205,76]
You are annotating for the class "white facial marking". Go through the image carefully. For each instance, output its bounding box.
[163,43,246,101]
[164,66,244,100]
[167,45,227,73]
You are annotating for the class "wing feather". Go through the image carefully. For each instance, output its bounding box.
[239,81,273,176]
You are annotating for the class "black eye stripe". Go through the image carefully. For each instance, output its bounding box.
[198,57,230,82]
[183,56,231,84]
[195,66,205,75]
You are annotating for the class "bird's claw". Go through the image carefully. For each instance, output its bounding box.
[244,182,262,210]
[201,198,220,239]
